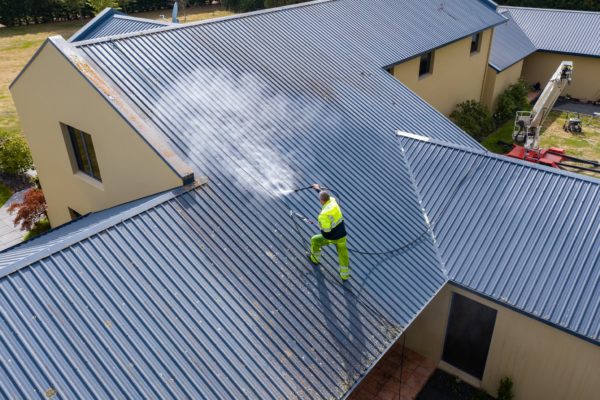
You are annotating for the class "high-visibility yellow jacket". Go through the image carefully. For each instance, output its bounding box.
[318,197,347,240]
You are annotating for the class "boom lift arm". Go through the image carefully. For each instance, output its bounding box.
[513,61,573,150]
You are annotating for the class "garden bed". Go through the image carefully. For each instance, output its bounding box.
[417,370,492,400]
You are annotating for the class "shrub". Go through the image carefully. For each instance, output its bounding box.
[221,0,263,12]
[24,219,52,241]
[87,0,120,14]
[449,100,494,140]
[497,377,514,400]
[7,188,48,231]
[264,0,302,8]
[222,0,305,12]
[495,79,529,123]
[0,131,33,176]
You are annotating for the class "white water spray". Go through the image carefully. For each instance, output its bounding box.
[151,67,338,198]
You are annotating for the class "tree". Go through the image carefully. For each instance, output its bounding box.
[221,0,263,12]
[8,188,48,231]
[499,1,600,11]
[86,0,119,14]
[0,131,33,176]
[62,0,86,20]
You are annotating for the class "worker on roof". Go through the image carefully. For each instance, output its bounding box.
[308,184,350,281]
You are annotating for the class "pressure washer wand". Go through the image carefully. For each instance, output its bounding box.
[293,186,315,193]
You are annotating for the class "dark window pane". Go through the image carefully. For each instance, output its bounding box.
[419,52,433,77]
[69,128,90,175]
[83,132,101,180]
[442,294,497,379]
[471,33,481,53]
[69,207,82,220]
[67,126,101,182]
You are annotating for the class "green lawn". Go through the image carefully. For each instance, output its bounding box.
[0,182,12,206]
[481,119,514,154]
[23,218,51,241]
[481,111,600,176]
[539,111,600,162]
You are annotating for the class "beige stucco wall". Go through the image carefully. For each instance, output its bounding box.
[481,60,524,112]
[522,51,600,102]
[10,41,183,226]
[391,29,493,116]
[405,284,600,400]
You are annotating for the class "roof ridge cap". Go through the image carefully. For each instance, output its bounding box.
[501,6,600,16]
[73,0,335,47]
[397,132,600,185]
[395,131,451,278]
[112,13,170,25]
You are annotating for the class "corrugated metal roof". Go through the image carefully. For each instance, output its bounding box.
[75,0,506,73]
[399,134,600,343]
[0,189,178,274]
[0,1,505,396]
[70,8,169,42]
[488,10,536,71]
[500,6,600,57]
[0,181,447,399]
[0,1,532,397]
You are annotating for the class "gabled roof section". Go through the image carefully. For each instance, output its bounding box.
[0,186,194,277]
[0,173,447,399]
[399,133,600,343]
[70,8,169,42]
[74,0,506,70]
[488,10,537,71]
[500,6,600,58]
[0,1,509,397]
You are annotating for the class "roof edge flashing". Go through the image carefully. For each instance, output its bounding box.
[50,36,195,184]
[396,130,430,142]
[478,0,498,11]
[342,281,451,399]
[69,7,119,42]
[72,0,335,47]
[0,180,206,280]
[448,282,600,347]
[400,132,600,185]
[500,5,600,16]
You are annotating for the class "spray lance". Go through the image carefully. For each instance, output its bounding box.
[292,183,322,193]
[288,183,323,225]
[293,183,338,195]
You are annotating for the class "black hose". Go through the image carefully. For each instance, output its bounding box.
[290,209,428,256]
[289,154,485,257]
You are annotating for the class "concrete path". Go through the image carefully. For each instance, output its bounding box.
[0,189,27,251]
[554,100,600,116]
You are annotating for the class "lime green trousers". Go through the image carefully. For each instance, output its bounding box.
[310,234,350,279]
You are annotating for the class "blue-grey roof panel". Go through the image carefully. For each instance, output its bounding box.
[500,6,600,57]
[488,10,536,71]
[0,189,175,273]
[1,0,504,396]
[0,183,446,399]
[0,1,511,398]
[400,136,600,342]
[85,16,168,39]
[70,8,168,42]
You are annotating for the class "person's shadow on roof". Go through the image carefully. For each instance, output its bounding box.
[312,264,370,392]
